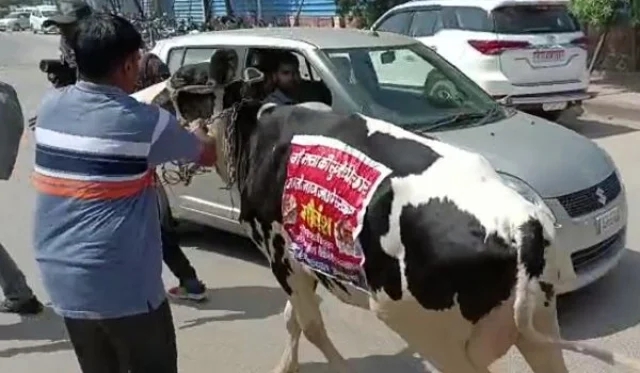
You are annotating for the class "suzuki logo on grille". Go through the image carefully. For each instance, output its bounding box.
[595,187,607,206]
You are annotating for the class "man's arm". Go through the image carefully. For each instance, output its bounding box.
[0,82,25,180]
[147,107,217,167]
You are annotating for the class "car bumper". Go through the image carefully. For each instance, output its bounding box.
[545,187,627,294]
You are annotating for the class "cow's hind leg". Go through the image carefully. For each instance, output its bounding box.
[515,295,569,373]
[274,271,352,373]
[272,300,301,373]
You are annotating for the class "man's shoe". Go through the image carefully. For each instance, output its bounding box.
[168,279,207,302]
[0,297,44,315]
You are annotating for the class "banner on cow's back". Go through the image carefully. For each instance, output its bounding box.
[282,134,392,291]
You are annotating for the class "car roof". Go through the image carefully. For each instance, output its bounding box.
[155,27,416,51]
[390,0,570,12]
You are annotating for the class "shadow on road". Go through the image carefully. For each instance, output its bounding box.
[176,285,287,330]
[301,348,431,373]
[0,306,70,358]
[558,248,640,340]
[179,225,268,267]
[558,115,638,139]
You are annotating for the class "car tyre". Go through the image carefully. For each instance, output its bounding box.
[12,24,20,32]
[531,109,563,122]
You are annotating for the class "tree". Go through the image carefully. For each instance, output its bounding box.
[569,0,638,72]
[335,0,404,28]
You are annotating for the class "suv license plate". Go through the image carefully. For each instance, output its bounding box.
[542,102,567,111]
[533,49,565,63]
[595,206,620,235]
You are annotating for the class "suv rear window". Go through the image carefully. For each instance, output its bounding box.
[492,5,580,34]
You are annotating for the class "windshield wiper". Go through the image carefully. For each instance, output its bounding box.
[422,105,502,132]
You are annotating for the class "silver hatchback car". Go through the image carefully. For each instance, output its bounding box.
[149,28,627,294]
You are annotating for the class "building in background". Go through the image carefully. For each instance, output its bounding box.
[86,0,337,23]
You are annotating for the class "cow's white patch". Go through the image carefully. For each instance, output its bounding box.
[130,80,168,104]
[281,135,391,291]
[296,102,332,112]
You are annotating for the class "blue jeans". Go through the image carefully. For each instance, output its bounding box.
[0,241,33,302]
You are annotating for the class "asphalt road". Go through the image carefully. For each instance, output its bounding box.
[2,32,640,373]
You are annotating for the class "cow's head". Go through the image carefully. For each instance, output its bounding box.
[130,48,267,186]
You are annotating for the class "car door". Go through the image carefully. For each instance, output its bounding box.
[19,13,30,28]
[162,45,245,225]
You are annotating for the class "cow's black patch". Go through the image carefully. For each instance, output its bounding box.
[539,281,555,307]
[270,230,293,295]
[399,198,517,324]
[519,219,548,279]
[359,182,403,300]
[315,273,349,294]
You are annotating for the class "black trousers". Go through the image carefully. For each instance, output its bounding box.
[64,301,177,373]
[157,183,197,283]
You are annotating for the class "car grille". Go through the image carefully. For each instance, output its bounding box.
[571,228,624,272]
[556,172,621,218]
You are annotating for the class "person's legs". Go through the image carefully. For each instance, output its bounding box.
[107,300,178,373]
[156,182,205,301]
[0,241,43,314]
[64,317,127,373]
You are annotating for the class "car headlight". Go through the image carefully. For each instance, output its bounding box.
[498,172,556,222]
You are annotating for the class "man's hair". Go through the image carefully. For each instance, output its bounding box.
[276,51,300,71]
[73,13,143,80]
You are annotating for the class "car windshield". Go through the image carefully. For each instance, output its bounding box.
[492,5,580,34]
[322,43,506,131]
[42,10,59,17]
[5,13,19,19]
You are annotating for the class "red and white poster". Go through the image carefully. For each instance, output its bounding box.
[282,135,392,290]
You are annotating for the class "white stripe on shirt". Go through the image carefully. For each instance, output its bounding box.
[34,165,150,182]
[35,127,150,157]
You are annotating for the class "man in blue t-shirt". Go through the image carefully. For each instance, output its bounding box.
[33,13,216,372]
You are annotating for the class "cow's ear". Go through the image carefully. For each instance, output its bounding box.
[209,49,238,86]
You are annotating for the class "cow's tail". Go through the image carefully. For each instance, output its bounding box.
[513,219,640,372]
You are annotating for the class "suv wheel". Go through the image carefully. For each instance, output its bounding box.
[12,24,20,31]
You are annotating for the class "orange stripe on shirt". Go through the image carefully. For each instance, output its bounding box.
[32,171,156,200]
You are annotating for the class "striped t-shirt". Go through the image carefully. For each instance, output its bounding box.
[33,81,202,319]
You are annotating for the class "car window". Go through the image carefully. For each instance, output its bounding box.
[409,9,443,37]
[492,4,580,34]
[371,49,432,88]
[182,48,217,66]
[444,6,492,31]
[42,10,58,17]
[375,12,412,34]
[323,44,502,130]
[166,48,185,73]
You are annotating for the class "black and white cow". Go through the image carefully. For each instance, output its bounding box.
[133,56,640,373]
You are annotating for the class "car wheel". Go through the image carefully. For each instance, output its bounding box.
[12,24,20,31]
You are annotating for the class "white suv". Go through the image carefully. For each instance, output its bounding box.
[371,0,590,120]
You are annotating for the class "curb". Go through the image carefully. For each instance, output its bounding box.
[582,99,640,121]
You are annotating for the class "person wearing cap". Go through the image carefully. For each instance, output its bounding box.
[42,0,93,70]
[0,81,44,315]
[32,13,217,372]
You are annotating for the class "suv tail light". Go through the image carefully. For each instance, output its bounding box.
[468,40,531,55]
[570,36,588,50]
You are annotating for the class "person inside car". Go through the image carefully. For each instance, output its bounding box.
[264,51,301,106]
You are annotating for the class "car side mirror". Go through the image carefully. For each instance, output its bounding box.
[242,67,265,84]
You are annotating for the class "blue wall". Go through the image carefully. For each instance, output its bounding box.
[211,0,337,19]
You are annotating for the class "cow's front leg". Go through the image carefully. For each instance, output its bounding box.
[287,271,352,373]
[515,295,569,373]
[272,300,301,373]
